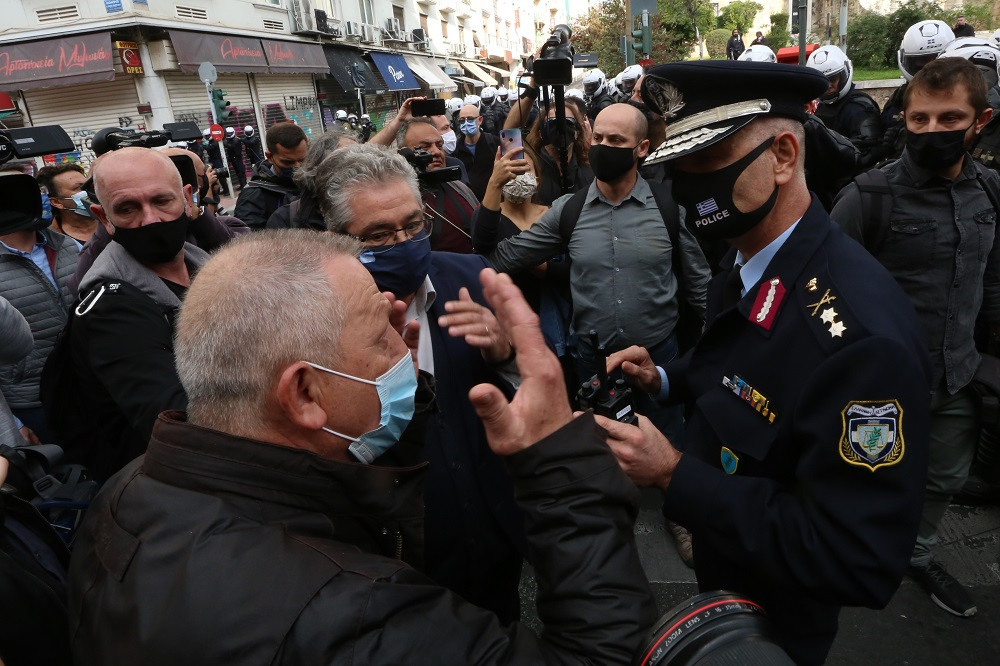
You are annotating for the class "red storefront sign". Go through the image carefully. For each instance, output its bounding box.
[0,32,114,92]
[115,40,145,75]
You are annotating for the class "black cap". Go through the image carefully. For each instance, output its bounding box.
[0,172,42,235]
[640,60,829,163]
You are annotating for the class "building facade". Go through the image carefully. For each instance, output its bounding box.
[0,0,538,166]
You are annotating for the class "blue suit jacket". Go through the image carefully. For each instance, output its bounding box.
[421,251,527,622]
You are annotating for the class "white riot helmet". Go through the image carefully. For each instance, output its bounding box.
[938,37,1000,88]
[898,20,956,82]
[481,86,497,105]
[565,88,585,101]
[243,125,255,137]
[446,97,464,116]
[464,94,481,110]
[361,113,371,121]
[582,69,606,100]
[605,76,621,100]
[202,128,210,137]
[336,109,348,120]
[225,126,236,138]
[497,86,510,102]
[993,29,1000,48]
[739,44,778,63]
[620,64,644,97]
[806,45,854,103]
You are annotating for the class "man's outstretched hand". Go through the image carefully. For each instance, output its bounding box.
[470,269,573,455]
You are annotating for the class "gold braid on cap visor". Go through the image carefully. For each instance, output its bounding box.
[646,98,773,164]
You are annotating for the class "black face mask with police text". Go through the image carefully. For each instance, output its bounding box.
[672,136,778,241]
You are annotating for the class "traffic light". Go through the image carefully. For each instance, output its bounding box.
[212,88,233,123]
[631,11,652,60]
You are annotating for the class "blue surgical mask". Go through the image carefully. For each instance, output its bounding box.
[62,191,93,218]
[359,234,432,297]
[306,353,417,464]
[460,120,479,136]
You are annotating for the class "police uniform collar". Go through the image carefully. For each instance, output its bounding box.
[640,61,828,164]
[732,196,830,322]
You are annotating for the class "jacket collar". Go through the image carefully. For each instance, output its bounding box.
[141,412,427,523]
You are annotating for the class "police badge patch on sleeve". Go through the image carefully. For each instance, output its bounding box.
[839,400,905,471]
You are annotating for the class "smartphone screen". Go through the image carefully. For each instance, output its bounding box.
[500,129,523,157]
[411,98,446,117]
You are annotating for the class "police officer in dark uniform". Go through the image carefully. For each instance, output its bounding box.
[223,127,247,190]
[601,61,932,665]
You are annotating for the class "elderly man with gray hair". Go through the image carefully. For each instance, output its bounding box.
[67,228,657,664]
[308,142,529,622]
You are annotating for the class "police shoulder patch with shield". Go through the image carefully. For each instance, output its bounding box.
[839,400,904,471]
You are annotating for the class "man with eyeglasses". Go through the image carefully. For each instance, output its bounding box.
[314,143,527,624]
[371,100,480,254]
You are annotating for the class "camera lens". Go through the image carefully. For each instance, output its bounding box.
[634,591,793,666]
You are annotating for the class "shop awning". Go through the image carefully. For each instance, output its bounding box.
[403,55,456,92]
[323,46,385,94]
[451,75,483,88]
[261,39,328,74]
[0,32,114,92]
[461,61,498,87]
[477,62,510,78]
[170,30,269,74]
[368,52,419,91]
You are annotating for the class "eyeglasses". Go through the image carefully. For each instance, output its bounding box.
[355,214,433,252]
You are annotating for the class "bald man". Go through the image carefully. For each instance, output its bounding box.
[452,104,501,200]
[479,104,710,497]
[69,148,249,296]
[60,148,209,481]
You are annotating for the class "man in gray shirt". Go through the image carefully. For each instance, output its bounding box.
[831,58,999,619]
[481,103,710,394]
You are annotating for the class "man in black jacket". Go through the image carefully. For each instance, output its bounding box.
[68,229,657,665]
[233,122,307,230]
[453,103,501,200]
[726,29,745,60]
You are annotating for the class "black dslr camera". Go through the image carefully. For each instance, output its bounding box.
[399,147,461,189]
[577,331,638,425]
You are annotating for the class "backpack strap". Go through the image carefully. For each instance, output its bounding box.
[975,161,1000,214]
[557,187,591,244]
[853,168,893,255]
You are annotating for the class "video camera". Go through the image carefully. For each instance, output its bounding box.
[0,125,76,167]
[90,121,202,156]
[399,147,461,190]
[534,24,575,86]
[577,330,638,425]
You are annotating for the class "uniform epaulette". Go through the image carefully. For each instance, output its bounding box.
[796,273,861,354]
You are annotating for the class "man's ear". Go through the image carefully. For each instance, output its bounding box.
[637,138,650,159]
[275,362,330,431]
[264,151,273,163]
[771,131,799,186]
[975,107,993,134]
[92,204,114,235]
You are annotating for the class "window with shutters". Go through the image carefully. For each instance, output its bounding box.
[36,5,80,22]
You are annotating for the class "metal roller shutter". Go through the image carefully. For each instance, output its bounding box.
[163,73,258,135]
[315,78,361,129]
[22,75,141,168]
[251,74,322,140]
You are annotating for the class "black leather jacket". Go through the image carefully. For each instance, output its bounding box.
[69,411,657,665]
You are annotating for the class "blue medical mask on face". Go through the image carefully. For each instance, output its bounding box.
[359,234,432,297]
[306,353,417,464]
[67,191,93,218]
[460,120,479,136]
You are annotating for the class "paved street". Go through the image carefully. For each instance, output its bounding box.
[519,489,1000,664]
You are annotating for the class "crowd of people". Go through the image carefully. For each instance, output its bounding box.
[2,17,1000,665]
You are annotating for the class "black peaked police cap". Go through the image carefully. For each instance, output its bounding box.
[640,60,829,164]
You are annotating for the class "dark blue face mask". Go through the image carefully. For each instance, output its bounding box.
[276,165,296,179]
[359,234,432,297]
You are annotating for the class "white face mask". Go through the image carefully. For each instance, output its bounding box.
[441,130,458,154]
[502,173,538,204]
